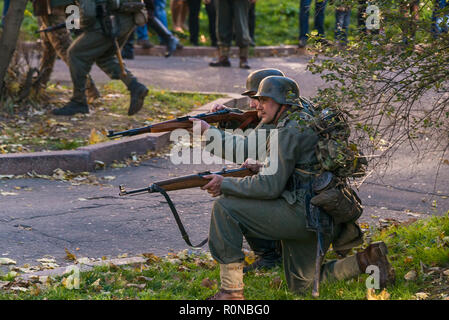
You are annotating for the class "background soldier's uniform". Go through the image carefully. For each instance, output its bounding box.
[209,110,363,293]
[36,0,99,100]
[212,0,252,68]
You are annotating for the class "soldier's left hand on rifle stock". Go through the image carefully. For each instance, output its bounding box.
[201,158,261,197]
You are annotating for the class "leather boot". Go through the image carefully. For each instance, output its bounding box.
[356,241,395,288]
[207,289,245,300]
[210,46,231,67]
[207,262,245,300]
[148,16,183,57]
[239,57,250,69]
[127,79,148,116]
[239,47,250,69]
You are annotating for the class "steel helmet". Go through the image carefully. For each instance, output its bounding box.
[253,76,301,106]
[241,68,285,96]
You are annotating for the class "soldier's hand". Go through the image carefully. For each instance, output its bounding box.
[201,174,223,197]
[189,118,211,134]
[241,158,262,173]
[210,104,229,113]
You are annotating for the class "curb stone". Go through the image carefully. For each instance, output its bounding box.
[24,42,305,58]
[0,94,249,175]
[134,45,305,58]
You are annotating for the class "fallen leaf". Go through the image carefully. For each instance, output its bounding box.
[0,258,17,265]
[201,278,217,289]
[415,292,429,300]
[64,248,77,261]
[126,283,146,289]
[366,288,390,300]
[404,270,417,281]
[0,192,18,196]
[270,276,282,289]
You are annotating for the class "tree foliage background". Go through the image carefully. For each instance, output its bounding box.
[308,0,449,183]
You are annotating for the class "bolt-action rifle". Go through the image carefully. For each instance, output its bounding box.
[118,167,255,247]
[107,109,259,138]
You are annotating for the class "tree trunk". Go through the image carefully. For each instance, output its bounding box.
[0,0,28,99]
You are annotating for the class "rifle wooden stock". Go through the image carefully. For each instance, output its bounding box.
[107,109,259,138]
[119,167,254,195]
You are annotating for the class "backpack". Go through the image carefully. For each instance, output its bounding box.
[293,97,367,224]
[297,97,367,180]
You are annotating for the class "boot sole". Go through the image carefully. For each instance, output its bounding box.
[371,241,395,287]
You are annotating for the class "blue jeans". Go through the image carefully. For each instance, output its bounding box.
[432,0,449,36]
[154,0,168,43]
[154,0,168,27]
[299,0,328,40]
[136,25,149,41]
[335,8,351,44]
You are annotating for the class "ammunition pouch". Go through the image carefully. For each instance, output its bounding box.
[115,1,149,26]
[310,172,363,225]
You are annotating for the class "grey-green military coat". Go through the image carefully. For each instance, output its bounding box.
[208,111,363,293]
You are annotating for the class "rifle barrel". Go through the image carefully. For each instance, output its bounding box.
[119,167,254,196]
[107,109,258,138]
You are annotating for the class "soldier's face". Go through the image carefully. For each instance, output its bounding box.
[257,97,281,124]
[248,96,262,119]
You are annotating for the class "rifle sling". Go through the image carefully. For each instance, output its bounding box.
[151,184,208,248]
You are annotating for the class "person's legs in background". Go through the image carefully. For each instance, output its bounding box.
[314,0,328,41]
[335,7,351,46]
[205,0,217,47]
[432,0,449,37]
[299,0,312,47]
[1,0,10,27]
[136,25,153,48]
[187,0,201,46]
[154,0,169,44]
[121,31,136,60]
[248,1,255,46]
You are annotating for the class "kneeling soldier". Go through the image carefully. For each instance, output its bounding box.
[201,76,395,300]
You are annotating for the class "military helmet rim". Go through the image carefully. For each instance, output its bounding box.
[241,68,285,96]
[253,76,301,106]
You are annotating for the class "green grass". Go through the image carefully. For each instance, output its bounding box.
[1,213,448,300]
[0,81,222,153]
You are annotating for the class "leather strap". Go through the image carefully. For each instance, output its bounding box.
[151,184,208,248]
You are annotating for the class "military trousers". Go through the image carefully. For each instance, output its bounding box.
[37,6,97,94]
[68,15,137,104]
[209,195,362,293]
[216,0,251,49]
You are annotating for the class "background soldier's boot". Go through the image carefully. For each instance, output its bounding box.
[52,100,89,116]
[147,16,182,58]
[356,241,395,288]
[239,47,250,69]
[243,238,282,273]
[85,76,100,104]
[127,79,149,116]
[209,47,231,67]
[207,263,245,300]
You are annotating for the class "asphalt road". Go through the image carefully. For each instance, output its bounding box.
[0,55,447,270]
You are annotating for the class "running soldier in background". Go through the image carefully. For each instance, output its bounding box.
[33,0,100,102]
